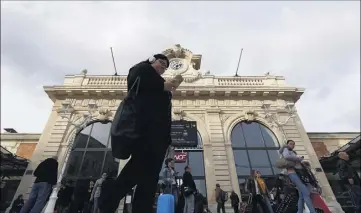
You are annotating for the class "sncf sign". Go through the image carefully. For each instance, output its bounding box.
[174,152,187,163]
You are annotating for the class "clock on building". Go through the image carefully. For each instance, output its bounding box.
[170,60,184,70]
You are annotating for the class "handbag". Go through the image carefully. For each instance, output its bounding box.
[275,156,296,169]
[184,186,194,197]
[111,77,141,159]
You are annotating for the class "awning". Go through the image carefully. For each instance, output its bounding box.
[320,135,360,170]
[0,146,29,177]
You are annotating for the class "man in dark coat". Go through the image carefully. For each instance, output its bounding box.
[336,151,360,213]
[20,156,58,213]
[101,54,182,213]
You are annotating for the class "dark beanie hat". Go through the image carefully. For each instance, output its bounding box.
[153,54,170,68]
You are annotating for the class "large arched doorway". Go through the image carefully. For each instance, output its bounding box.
[231,121,281,198]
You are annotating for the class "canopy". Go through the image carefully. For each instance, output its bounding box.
[0,146,29,178]
[319,135,360,170]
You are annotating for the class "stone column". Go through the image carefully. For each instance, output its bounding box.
[224,143,241,197]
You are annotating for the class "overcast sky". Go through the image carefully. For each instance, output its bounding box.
[1,1,360,133]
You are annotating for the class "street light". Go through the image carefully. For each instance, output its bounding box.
[44,103,98,213]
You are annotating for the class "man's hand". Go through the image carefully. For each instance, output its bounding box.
[348,178,354,185]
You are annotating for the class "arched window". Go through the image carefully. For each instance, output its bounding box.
[231,121,281,195]
[65,121,119,180]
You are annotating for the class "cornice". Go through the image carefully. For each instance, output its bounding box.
[44,75,304,102]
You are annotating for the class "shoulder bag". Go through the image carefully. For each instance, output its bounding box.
[111,77,141,159]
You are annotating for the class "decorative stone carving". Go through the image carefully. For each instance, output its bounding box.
[241,109,258,122]
[193,113,206,123]
[97,108,112,121]
[172,108,185,120]
[220,113,232,123]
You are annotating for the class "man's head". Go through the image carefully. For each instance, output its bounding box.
[185,165,191,173]
[216,183,220,189]
[150,54,169,75]
[286,140,295,150]
[102,173,108,179]
[338,152,349,161]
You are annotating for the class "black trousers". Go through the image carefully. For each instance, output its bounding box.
[233,204,239,213]
[252,194,269,213]
[217,202,225,213]
[103,140,168,213]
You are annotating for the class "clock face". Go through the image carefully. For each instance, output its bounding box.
[170,60,184,70]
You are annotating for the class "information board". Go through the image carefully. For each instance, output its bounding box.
[171,120,198,147]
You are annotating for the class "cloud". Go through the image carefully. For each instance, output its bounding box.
[1,1,360,133]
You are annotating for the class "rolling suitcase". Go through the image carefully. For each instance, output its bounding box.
[157,193,175,213]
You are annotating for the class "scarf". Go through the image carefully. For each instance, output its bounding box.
[256,177,267,194]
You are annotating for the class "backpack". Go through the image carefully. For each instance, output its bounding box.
[221,190,228,202]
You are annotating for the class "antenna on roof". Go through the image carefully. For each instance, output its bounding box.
[110,47,118,76]
[234,48,243,77]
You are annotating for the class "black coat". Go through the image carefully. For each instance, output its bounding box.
[34,158,58,185]
[127,62,172,149]
[182,171,196,191]
[230,192,240,207]
[337,159,360,186]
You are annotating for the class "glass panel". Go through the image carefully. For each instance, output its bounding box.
[73,125,92,148]
[174,162,187,178]
[247,150,273,175]
[241,122,266,147]
[188,152,205,176]
[233,150,251,176]
[66,151,84,176]
[231,123,246,148]
[194,179,207,197]
[101,151,119,178]
[87,122,111,148]
[260,125,280,148]
[79,151,105,179]
[268,150,281,174]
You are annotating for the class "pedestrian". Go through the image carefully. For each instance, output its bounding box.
[90,173,107,213]
[279,140,316,213]
[337,151,361,213]
[215,184,226,213]
[230,191,240,213]
[9,194,24,213]
[20,156,58,213]
[163,158,179,203]
[183,165,196,213]
[246,170,274,213]
[100,54,182,213]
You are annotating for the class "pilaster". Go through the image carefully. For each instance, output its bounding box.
[205,109,232,202]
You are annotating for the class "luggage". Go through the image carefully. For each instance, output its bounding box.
[310,193,331,213]
[157,194,175,213]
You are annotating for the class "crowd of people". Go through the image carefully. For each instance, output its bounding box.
[9,53,360,213]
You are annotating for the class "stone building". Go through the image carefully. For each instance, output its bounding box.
[8,44,348,212]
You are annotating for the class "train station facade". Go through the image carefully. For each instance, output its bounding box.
[10,44,345,212]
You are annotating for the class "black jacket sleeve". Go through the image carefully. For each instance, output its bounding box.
[127,62,164,94]
[182,172,196,191]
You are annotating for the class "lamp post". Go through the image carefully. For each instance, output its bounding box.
[44,102,98,213]
[261,102,296,142]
